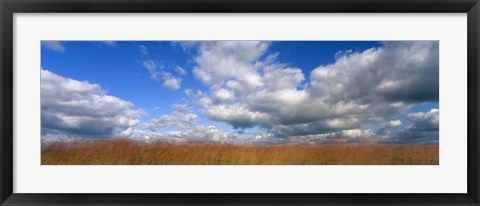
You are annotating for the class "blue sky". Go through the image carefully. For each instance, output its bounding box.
[41,41,439,145]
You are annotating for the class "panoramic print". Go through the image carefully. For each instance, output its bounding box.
[41,41,439,165]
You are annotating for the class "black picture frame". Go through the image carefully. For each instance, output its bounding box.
[1,0,479,205]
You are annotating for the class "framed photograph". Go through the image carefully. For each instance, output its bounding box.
[1,0,479,205]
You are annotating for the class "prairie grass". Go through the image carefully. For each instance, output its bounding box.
[41,140,439,165]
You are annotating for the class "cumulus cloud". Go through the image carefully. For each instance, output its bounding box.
[129,126,232,144]
[182,41,439,143]
[41,69,143,139]
[42,41,66,53]
[407,109,439,131]
[192,41,270,86]
[206,104,270,129]
[212,88,234,102]
[375,109,439,144]
[383,120,403,128]
[144,104,233,143]
[145,104,197,131]
[162,75,182,91]
[278,109,438,145]
[283,128,377,145]
[310,41,439,103]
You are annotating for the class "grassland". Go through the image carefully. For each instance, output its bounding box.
[41,140,439,165]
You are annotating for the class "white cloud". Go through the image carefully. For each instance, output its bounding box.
[407,109,439,131]
[383,120,403,128]
[41,69,144,139]
[141,60,160,80]
[175,66,187,75]
[182,41,439,142]
[206,104,270,129]
[310,41,439,103]
[138,44,149,55]
[261,66,305,91]
[285,128,377,145]
[162,74,181,90]
[341,129,375,139]
[145,104,197,131]
[139,47,183,90]
[130,125,231,144]
[42,41,66,53]
[144,104,233,143]
[279,110,437,145]
[140,60,182,90]
[192,41,270,86]
[374,109,439,144]
[181,125,229,142]
[212,88,234,102]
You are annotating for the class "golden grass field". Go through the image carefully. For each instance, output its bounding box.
[41,140,439,165]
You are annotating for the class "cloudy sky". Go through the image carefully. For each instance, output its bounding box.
[41,41,439,145]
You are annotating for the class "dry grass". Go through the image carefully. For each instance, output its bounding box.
[41,140,439,165]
